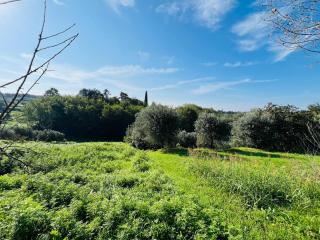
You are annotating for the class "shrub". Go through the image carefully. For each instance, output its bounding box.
[0,126,65,142]
[195,112,231,149]
[129,104,179,149]
[231,104,316,152]
[34,129,65,142]
[12,204,51,240]
[0,128,16,140]
[176,130,196,148]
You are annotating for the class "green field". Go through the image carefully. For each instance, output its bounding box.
[1,142,320,239]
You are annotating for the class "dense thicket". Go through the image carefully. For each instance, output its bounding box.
[232,104,320,153]
[22,89,144,141]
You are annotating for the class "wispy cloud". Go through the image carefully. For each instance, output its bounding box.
[232,11,294,62]
[52,0,65,6]
[224,61,259,67]
[157,0,236,30]
[202,62,217,67]
[192,78,275,95]
[150,77,213,91]
[104,0,135,14]
[46,64,179,83]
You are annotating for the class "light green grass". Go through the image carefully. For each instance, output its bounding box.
[0,142,320,239]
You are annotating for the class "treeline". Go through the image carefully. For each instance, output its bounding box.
[127,103,320,154]
[5,87,320,153]
[21,88,146,141]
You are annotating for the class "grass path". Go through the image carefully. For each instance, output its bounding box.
[147,151,246,223]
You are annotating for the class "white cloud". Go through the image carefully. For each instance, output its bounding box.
[232,11,269,51]
[268,44,295,62]
[224,61,259,67]
[46,64,179,83]
[192,78,275,95]
[52,0,65,6]
[157,0,236,30]
[105,0,135,14]
[232,11,295,62]
[150,77,213,91]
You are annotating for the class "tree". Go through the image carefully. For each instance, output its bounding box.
[78,89,104,100]
[176,104,202,132]
[120,92,129,101]
[231,104,316,153]
[262,0,320,54]
[44,88,59,97]
[144,91,148,107]
[129,104,179,149]
[195,112,231,149]
[103,89,111,101]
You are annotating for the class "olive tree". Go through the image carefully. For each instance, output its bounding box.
[195,112,231,149]
[129,104,179,149]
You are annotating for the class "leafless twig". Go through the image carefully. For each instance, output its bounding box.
[0,0,78,170]
[262,0,320,55]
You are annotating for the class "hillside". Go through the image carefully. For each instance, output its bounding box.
[0,142,319,239]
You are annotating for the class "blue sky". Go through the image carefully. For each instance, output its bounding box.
[0,0,319,111]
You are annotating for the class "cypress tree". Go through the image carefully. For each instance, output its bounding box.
[144,91,148,107]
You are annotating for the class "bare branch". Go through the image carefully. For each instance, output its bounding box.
[0,0,21,5]
[261,0,320,55]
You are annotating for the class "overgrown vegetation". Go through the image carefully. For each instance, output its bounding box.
[0,142,228,239]
[21,89,144,141]
[2,142,320,239]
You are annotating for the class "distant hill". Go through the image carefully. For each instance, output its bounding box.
[0,93,40,111]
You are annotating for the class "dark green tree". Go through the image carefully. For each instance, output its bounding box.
[144,91,148,107]
[44,88,59,97]
[78,89,104,100]
[176,104,202,132]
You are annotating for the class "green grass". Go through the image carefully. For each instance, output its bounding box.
[1,142,320,239]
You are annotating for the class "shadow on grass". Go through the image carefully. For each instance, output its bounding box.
[161,148,189,156]
[226,149,283,159]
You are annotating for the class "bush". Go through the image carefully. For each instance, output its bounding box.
[231,104,316,152]
[0,128,16,140]
[195,112,231,149]
[34,129,65,142]
[176,130,196,148]
[12,204,51,240]
[129,104,179,149]
[0,126,65,142]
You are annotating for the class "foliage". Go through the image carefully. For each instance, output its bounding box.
[176,104,202,132]
[176,130,196,148]
[22,92,144,141]
[0,142,228,240]
[231,104,317,153]
[149,146,320,239]
[0,126,65,142]
[195,112,231,149]
[129,104,179,149]
[44,88,60,97]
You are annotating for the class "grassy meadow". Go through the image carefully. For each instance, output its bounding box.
[0,142,320,239]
